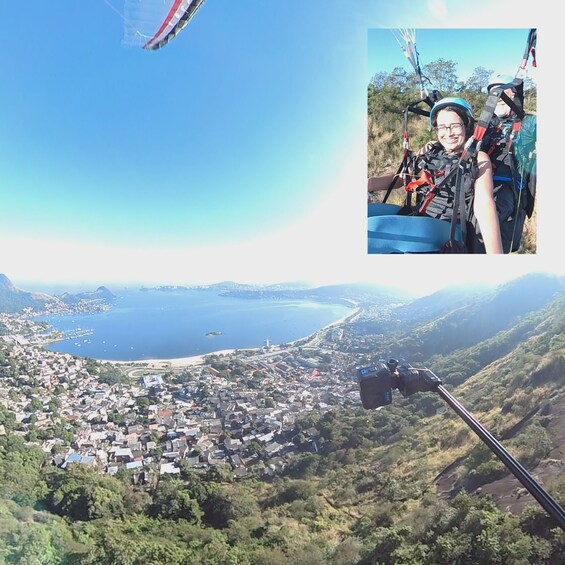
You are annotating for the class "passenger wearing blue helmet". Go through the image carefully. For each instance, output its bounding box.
[368,97,503,254]
[474,73,537,253]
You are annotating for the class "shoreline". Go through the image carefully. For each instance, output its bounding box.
[107,349,244,369]
[104,304,361,369]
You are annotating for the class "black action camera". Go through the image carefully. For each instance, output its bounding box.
[357,361,394,409]
[356,359,442,409]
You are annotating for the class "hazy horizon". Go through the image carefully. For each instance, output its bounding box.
[4,265,564,301]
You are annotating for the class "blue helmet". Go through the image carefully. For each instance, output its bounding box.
[486,73,515,92]
[429,97,474,127]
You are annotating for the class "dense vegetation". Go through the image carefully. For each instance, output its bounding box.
[367,58,538,253]
[0,279,564,563]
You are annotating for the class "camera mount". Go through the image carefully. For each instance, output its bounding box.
[357,360,565,531]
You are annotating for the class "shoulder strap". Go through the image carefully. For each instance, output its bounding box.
[448,159,469,246]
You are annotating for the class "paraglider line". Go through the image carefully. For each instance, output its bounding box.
[100,0,126,22]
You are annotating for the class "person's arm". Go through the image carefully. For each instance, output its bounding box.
[368,173,402,193]
[473,151,503,254]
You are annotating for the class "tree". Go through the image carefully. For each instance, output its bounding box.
[285,453,321,479]
[173,369,194,384]
[136,396,150,412]
[0,435,49,506]
[370,67,417,92]
[464,66,492,93]
[205,463,233,484]
[150,477,202,523]
[423,58,460,93]
[0,405,16,432]
[43,464,125,521]
[275,478,318,504]
[48,396,61,415]
[203,485,260,529]
[27,397,44,413]
[178,463,207,503]
[7,524,62,565]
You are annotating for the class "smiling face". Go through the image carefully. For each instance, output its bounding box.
[435,108,466,154]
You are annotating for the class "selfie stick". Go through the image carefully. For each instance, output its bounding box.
[357,363,565,531]
[434,382,565,531]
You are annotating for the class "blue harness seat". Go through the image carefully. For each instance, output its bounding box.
[367,205,462,254]
[368,203,403,217]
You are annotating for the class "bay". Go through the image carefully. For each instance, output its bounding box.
[39,288,352,361]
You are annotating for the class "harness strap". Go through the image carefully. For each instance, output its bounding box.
[406,157,468,217]
[447,159,468,247]
[405,170,435,192]
[405,170,439,215]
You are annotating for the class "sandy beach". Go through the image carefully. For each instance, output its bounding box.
[107,348,243,369]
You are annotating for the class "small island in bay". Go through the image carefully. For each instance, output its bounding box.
[205,330,223,337]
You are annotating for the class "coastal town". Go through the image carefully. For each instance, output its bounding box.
[0,298,376,485]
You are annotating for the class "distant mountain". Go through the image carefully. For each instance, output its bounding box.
[0,275,116,314]
[0,274,16,292]
[198,281,317,292]
[218,282,412,307]
[0,273,59,313]
[142,281,263,292]
[58,286,116,305]
[308,283,413,302]
[391,283,493,327]
[264,281,316,291]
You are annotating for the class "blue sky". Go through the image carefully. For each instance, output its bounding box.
[368,28,538,86]
[1,0,560,294]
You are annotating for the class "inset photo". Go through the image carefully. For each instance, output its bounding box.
[367,28,537,254]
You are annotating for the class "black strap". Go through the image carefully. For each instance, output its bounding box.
[447,152,475,246]
[447,163,466,246]
[382,153,412,204]
[384,91,444,204]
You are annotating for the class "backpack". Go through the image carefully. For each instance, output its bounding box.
[475,112,537,253]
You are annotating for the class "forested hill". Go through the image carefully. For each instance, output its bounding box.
[0,273,57,313]
[385,273,565,361]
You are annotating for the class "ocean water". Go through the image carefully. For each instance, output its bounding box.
[39,288,352,361]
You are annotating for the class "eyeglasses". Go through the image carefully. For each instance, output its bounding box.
[433,123,464,135]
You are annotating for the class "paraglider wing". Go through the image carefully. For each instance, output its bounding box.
[144,0,206,50]
[123,0,206,51]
